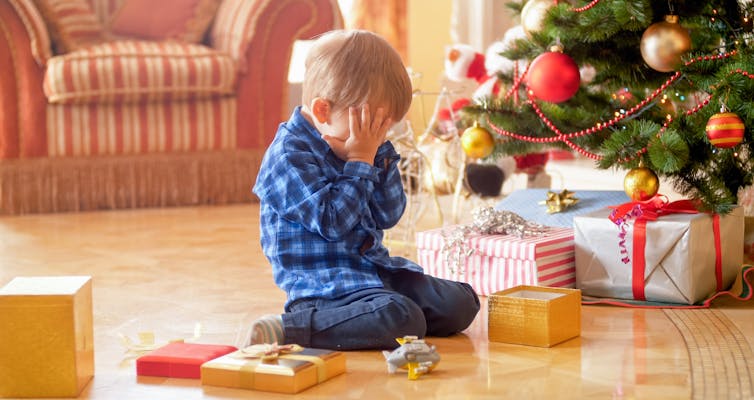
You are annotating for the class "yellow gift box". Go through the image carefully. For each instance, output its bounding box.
[488,285,581,347]
[201,347,346,394]
[0,276,94,398]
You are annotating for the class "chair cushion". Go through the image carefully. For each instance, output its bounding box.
[43,40,237,104]
[33,0,106,53]
[110,0,222,43]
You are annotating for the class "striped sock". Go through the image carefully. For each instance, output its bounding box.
[248,314,284,345]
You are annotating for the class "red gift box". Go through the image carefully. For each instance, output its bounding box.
[136,342,238,379]
[416,225,575,296]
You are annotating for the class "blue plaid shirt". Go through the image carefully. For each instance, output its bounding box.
[253,107,424,307]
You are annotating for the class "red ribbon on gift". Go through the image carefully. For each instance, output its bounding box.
[609,196,723,301]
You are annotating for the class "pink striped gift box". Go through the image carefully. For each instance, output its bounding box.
[416,226,575,296]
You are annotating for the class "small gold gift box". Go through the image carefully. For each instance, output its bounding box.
[0,276,94,398]
[201,347,346,394]
[488,285,581,347]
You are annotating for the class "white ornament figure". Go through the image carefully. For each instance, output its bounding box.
[444,44,501,101]
[485,25,528,76]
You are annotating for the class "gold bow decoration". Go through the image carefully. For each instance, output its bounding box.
[233,343,330,383]
[539,189,579,214]
[236,343,304,362]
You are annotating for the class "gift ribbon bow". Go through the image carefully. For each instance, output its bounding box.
[235,343,327,383]
[539,189,579,214]
[237,343,304,361]
[441,206,549,274]
[608,195,723,301]
[608,195,699,225]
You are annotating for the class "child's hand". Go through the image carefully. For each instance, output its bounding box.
[325,105,392,165]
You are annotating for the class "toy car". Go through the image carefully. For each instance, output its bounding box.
[382,335,440,380]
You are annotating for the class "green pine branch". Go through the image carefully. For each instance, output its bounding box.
[466,0,753,210]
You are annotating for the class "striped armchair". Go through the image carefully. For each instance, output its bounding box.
[0,0,342,214]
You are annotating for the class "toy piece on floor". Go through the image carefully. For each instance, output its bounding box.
[119,322,203,357]
[382,335,440,380]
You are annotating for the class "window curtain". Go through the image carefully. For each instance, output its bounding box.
[347,0,408,61]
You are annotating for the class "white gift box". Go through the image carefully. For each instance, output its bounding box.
[574,207,744,304]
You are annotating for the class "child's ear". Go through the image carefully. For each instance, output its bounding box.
[310,98,331,124]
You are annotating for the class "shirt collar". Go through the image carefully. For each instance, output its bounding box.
[289,106,330,154]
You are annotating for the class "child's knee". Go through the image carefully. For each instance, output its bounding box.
[450,282,481,314]
[384,295,427,338]
[437,283,480,335]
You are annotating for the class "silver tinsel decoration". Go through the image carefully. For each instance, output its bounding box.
[441,207,550,274]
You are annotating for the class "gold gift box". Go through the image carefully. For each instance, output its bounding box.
[201,348,346,394]
[0,276,94,398]
[488,285,581,347]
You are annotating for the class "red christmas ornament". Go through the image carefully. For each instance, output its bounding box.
[706,112,745,148]
[525,46,580,103]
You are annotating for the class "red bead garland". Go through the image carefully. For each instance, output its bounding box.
[483,50,743,163]
[503,62,530,103]
[571,0,601,13]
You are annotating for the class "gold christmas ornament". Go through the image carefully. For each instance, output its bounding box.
[521,0,553,36]
[539,189,579,213]
[623,166,660,201]
[640,15,692,72]
[461,122,495,159]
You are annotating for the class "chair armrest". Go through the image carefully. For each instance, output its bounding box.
[210,0,342,73]
[210,0,343,150]
[0,0,49,158]
[6,0,51,66]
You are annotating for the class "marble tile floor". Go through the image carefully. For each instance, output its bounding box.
[0,203,753,399]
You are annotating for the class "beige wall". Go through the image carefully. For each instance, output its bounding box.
[406,0,453,134]
[405,0,517,134]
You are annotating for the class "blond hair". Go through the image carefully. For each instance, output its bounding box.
[302,30,412,121]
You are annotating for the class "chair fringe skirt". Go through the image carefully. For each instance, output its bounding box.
[0,150,263,214]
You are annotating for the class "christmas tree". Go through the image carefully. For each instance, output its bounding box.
[466,0,753,213]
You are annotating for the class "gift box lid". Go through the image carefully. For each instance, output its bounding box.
[0,276,91,296]
[136,342,238,379]
[416,225,574,260]
[496,189,630,228]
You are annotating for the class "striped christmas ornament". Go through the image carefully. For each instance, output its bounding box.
[706,112,745,148]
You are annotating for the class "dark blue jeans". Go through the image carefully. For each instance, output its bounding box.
[281,268,480,350]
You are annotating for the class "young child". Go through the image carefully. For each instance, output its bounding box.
[251,30,480,350]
